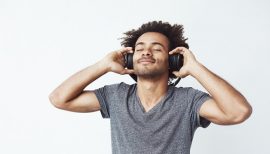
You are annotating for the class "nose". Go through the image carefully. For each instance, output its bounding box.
[142,48,152,57]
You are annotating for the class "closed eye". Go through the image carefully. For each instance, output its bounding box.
[153,49,161,51]
[135,49,143,52]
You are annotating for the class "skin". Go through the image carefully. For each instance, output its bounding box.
[133,32,171,112]
[49,32,252,125]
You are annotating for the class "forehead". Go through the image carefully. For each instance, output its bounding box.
[135,32,169,48]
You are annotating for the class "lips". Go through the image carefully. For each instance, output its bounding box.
[138,58,155,63]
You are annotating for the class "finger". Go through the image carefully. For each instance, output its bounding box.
[121,69,135,75]
[118,47,133,55]
[172,71,185,78]
[172,71,180,77]
[169,47,185,55]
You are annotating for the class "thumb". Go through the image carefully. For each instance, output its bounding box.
[121,69,135,75]
[173,71,187,78]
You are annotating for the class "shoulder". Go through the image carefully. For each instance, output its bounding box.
[173,86,206,94]
[171,86,209,101]
[98,82,136,92]
[115,82,135,90]
[171,86,194,94]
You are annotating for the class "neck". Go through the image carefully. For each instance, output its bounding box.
[136,76,168,111]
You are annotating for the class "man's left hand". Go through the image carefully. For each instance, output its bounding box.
[169,47,200,78]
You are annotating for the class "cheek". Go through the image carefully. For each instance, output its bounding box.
[159,56,169,67]
[132,53,140,63]
[157,58,169,66]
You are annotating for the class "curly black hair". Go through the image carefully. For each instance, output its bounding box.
[120,21,189,85]
[121,20,189,50]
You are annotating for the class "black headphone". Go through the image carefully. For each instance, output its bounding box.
[124,53,183,86]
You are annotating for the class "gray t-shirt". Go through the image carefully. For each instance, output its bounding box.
[94,82,211,154]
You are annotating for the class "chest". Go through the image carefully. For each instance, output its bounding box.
[111,94,189,132]
[110,97,193,150]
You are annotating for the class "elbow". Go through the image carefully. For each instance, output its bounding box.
[229,104,253,124]
[48,92,66,109]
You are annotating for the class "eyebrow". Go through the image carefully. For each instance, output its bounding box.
[135,42,167,49]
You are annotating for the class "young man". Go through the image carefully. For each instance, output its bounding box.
[49,21,252,154]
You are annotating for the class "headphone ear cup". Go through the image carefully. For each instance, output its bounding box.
[124,53,137,81]
[124,53,134,69]
[169,54,183,71]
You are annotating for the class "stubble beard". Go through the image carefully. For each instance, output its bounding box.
[134,63,168,80]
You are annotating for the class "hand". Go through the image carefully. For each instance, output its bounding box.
[169,47,200,78]
[102,47,134,75]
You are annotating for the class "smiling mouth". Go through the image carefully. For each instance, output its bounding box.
[138,58,155,64]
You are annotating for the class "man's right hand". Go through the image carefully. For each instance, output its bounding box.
[102,47,134,75]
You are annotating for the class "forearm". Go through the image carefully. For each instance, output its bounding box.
[191,62,252,118]
[49,60,109,103]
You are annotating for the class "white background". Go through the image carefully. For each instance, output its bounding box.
[0,0,269,153]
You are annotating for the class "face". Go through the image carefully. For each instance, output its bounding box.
[133,32,170,79]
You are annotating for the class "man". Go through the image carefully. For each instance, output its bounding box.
[49,21,252,154]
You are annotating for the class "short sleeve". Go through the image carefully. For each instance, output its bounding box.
[188,88,212,129]
[94,83,121,119]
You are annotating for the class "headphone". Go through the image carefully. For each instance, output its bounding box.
[124,53,183,86]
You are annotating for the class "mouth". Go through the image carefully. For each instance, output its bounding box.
[138,58,155,64]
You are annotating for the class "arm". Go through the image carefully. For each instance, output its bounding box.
[49,47,134,112]
[169,47,252,125]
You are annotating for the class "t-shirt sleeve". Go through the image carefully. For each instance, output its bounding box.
[94,83,120,119]
[188,87,212,129]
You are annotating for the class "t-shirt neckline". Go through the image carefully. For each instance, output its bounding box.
[135,85,173,114]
